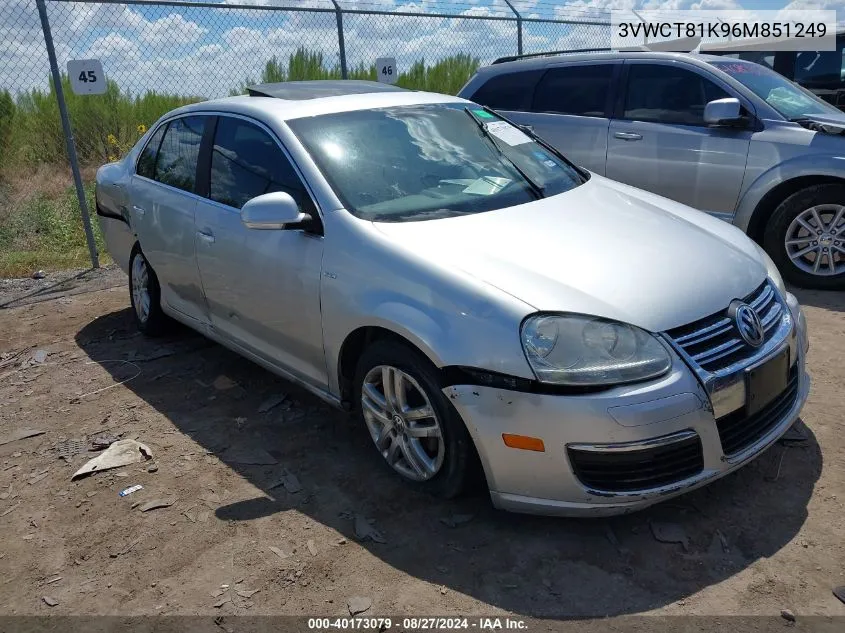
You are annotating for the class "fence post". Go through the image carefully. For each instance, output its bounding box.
[503,0,523,55]
[35,0,99,269]
[331,1,348,79]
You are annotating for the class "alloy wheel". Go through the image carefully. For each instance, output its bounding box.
[361,365,445,482]
[131,254,152,324]
[784,204,845,277]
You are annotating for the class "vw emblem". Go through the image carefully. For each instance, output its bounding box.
[729,301,764,348]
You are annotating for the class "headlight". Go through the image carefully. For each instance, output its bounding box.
[521,314,672,386]
[755,244,786,296]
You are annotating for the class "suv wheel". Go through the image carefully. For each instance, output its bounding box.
[763,184,845,290]
[353,339,478,499]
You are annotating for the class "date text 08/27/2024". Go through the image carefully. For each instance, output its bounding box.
[307,618,528,630]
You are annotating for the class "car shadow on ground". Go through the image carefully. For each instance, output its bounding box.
[789,285,845,313]
[76,308,822,618]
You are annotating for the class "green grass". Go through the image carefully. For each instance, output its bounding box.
[0,49,480,278]
[0,178,110,278]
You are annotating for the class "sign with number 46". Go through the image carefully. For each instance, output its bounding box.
[67,59,106,95]
[376,57,397,84]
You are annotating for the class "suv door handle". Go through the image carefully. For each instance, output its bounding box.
[132,205,146,217]
[197,230,215,244]
[614,132,643,141]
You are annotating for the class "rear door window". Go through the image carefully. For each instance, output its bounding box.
[469,70,544,110]
[623,64,730,126]
[208,116,311,211]
[532,64,615,117]
[136,124,167,180]
[153,116,205,193]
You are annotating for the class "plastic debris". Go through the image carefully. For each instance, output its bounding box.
[650,521,690,551]
[42,596,58,607]
[139,497,176,512]
[235,587,260,598]
[781,609,796,622]
[119,485,143,497]
[353,515,386,544]
[269,471,302,494]
[0,428,45,447]
[268,546,291,560]
[258,394,287,413]
[90,435,119,451]
[32,350,48,364]
[71,440,152,480]
[347,596,372,616]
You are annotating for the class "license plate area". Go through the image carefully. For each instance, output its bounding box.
[745,348,789,417]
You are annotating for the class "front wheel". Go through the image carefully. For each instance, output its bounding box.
[353,339,478,499]
[763,184,845,290]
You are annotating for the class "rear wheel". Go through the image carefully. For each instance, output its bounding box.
[763,184,845,290]
[353,339,478,499]
[129,246,169,337]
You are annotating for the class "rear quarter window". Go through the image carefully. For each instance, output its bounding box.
[468,69,544,111]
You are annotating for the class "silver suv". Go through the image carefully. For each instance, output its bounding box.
[459,51,845,290]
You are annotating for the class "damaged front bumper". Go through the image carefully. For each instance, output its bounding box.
[444,292,810,517]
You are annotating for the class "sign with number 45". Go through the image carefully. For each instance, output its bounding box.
[376,57,397,84]
[67,59,106,95]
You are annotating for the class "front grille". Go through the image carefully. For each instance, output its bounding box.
[568,433,704,493]
[716,365,800,456]
[666,282,784,374]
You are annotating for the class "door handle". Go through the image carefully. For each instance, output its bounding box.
[614,132,643,141]
[197,230,215,244]
[132,205,146,217]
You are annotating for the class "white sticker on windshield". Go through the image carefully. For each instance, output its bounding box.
[486,121,532,147]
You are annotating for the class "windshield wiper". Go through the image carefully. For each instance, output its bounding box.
[463,107,544,200]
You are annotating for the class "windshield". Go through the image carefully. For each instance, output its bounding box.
[710,60,841,119]
[287,102,585,222]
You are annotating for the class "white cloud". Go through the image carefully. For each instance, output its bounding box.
[86,33,141,60]
[140,14,207,46]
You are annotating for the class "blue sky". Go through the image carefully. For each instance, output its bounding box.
[1,0,843,96]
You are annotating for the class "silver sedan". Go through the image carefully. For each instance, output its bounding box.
[96,80,810,516]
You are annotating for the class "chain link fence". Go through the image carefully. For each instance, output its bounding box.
[0,0,612,271]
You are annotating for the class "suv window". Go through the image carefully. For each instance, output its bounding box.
[136,124,166,180]
[209,117,310,211]
[153,116,205,192]
[532,64,614,117]
[623,64,730,126]
[470,69,544,110]
[793,41,845,87]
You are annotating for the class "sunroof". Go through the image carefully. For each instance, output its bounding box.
[247,80,408,100]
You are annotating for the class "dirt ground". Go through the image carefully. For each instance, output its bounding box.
[0,267,844,620]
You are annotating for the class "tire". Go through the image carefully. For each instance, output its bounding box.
[353,338,479,499]
[762,183,845,290]
[128,245,169,337]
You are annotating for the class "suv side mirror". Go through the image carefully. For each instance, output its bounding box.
[241,192,311,230]
[704,97,745,127]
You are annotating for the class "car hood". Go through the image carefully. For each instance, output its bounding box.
[796,112,845,134]
[372,175,767,332]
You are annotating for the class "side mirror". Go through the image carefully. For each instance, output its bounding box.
[240,192,311,230]
[704,97,744,127]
